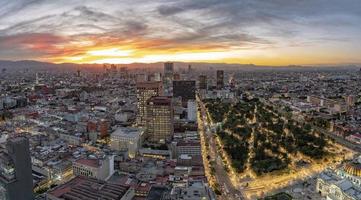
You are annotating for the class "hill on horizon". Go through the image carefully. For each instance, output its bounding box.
[0,60,359,72]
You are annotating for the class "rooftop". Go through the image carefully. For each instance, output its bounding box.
[176,141,200,147]
[147,96,172,106]
[74,158,100,168]
[319,169,361,200]
[146,185,169,200]
[111,127,143,138]
[48,176,129,200]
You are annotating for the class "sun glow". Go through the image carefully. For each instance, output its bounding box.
[43,40,359,66]
[91,51,236,64]
[87,48,133,57]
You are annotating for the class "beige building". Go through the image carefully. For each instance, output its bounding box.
[146,96,174,144]
[72,155,114,181]
[136,81,163,127]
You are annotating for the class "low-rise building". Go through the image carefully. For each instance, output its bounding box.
[317,169,361,200]
[46,176,132,200]
[346,133,361,144]
[110,127,144,158]
[59,133,84,146]
[72,155,114,181]
[176,141,201,157]
[171,180,215,200]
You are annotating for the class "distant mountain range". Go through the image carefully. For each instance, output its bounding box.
[0,60,359,72]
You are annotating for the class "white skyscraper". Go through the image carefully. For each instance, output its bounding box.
[187,100,197,122]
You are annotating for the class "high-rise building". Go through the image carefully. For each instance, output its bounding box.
[188,65,192,74]
[173,80,196,102]
[146,96,174,144]
[216,70,224,89]
[35,72,39,85]
[136,81,163,127]
[198,75,207,90]
[187,100,197,122]
[164,62,174,95]
[164,62,174,78]
[0,137,34,200]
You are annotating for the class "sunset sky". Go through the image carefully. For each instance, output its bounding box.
[0,0,360,65]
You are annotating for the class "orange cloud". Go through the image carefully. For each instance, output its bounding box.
[1,32,360,66]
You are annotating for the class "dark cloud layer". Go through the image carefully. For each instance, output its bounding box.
[0,0,360,64]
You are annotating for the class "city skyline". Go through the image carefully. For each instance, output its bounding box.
[1,1,361,199]
[1,62,361,199]
[1,0,361,66]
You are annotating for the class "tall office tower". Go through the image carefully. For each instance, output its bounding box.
[77,69,81,77]
[164,62,174,95]
[173,80,196,102]
[0,137,34,200]
[187,100,197,122]
[164,62,174,78]
[35,72,39,85]
[188,65,192,74]
[136,81,163,127]
[198,75,207,90]
[146,96,174,144]
[216,70,224,90]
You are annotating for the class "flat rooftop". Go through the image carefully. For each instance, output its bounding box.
[48,176,129,200]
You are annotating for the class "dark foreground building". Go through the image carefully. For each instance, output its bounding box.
[173,80,196,101]
[0,137,34,200]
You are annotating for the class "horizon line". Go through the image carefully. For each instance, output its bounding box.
[1,59,361,68]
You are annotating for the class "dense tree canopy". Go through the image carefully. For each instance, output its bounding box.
[206,97,330,176]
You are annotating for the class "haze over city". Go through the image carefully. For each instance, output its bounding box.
[1,0,361,65]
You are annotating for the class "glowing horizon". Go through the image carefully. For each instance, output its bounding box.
[0,0,360,66]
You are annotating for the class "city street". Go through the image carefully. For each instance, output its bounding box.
[197,96,245,200]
